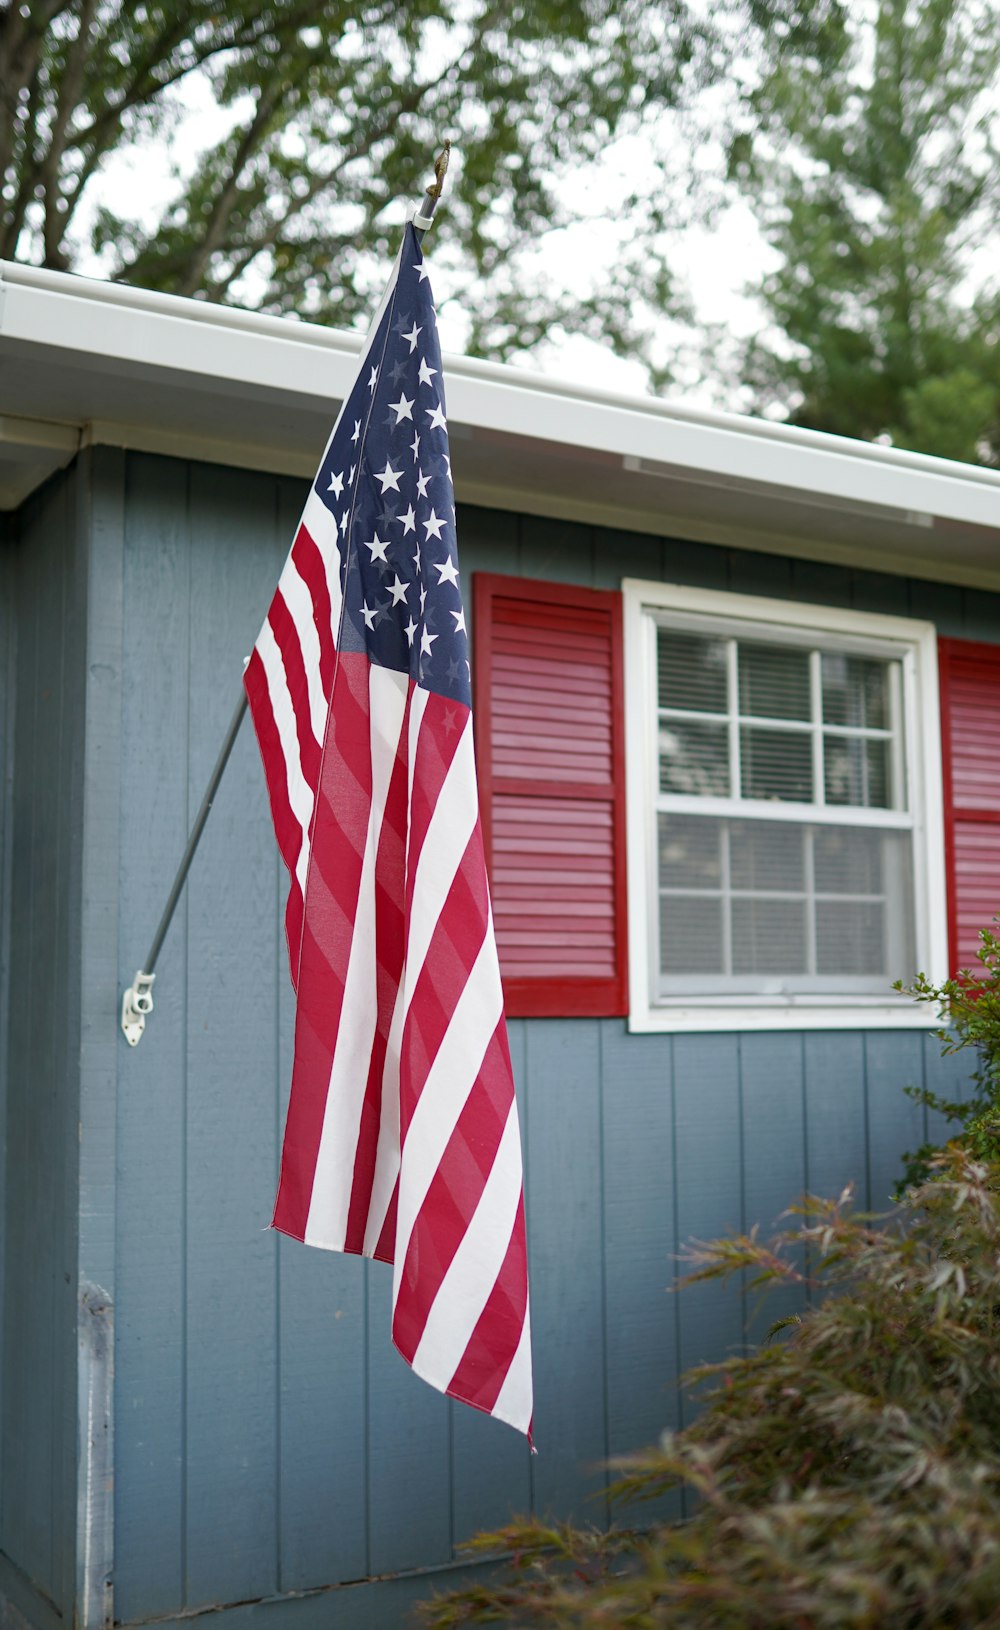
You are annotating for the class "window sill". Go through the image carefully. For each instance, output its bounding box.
[627,995,943,1034]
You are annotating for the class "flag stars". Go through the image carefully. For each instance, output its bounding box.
[420,627,437,657]
[426,402,447,432]
[389,393,415,424]
[400,504,416,536]
[351,419,361,444]
[435,553,459,586]
[442,707,459,737]
[328,470,344,498]
[375,460,402,493]
[450,607,467,634]
[361,600,378,630]
[418,356,438,388]
[388,574,409,606]
[402,321,422,351]
[368,365,379,392]
[423,509,446,542]
[404,616,418,647]
[364,531,390,563]
[410,432,421,461]
[414,260,431,282]
[416,469,430,499]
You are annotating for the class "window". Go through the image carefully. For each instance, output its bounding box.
[624,580,948,1031]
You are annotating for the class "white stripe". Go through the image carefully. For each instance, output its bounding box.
[276,566,327,747]
[403,714,479,999]
[303,665,409,1250]
[489,1297,533,1435]
[255,618,314,894]
[361,686,430,1255]
[392,921,504,1295]
[300,488,344,652]
[409,1100,524,1390]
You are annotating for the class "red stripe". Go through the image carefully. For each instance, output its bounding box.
[243,649,307,978]
[268,589,321,793]
[343,684,413,1254]
[445,1192,528,1415]
[403,694,470,930]
[272,651,373,1241]
[291,523,336,698]
[392,1018,515,1363]
[398,820,491,1145]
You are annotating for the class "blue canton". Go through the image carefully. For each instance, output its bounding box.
[313,223,470,709]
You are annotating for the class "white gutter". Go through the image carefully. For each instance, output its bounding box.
[2,258,1000,541]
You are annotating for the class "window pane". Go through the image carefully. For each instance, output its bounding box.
[660,894,723,974]
[815,902,886,975]
[738,642,810,721]
[660,722,729,797]
[730,820,804,892]
[822,654,889,729]
[732,899,807,975]
[824,735,891,808]
[814,827,883,894]
[741,726,813,802]
[657,630,727,714]
[658,813,721,889]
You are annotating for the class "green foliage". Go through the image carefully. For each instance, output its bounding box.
[423,1149,1000,1628]
[0,0,714,363]
[895,923,1000,1191]
[735,0,1000,464]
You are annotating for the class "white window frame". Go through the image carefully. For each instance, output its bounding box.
[623,579,948,1033]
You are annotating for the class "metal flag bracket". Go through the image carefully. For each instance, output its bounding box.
[121,970,155,1047]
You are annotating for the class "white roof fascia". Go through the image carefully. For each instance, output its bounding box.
[2,257,1000,544]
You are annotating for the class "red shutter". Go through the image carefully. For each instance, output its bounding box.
[473,573,628,1018]
[939,638,1000,973]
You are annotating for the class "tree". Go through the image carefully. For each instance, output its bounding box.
[0,0,713,364]
[733,0,1000,464]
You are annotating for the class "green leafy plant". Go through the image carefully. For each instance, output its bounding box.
[895,922,1000,1191]
[423,1150,1000,1628]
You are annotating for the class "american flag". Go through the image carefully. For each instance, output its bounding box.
[244,222,532,1438]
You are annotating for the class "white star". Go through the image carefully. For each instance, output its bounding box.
[420,627,437,657]
[350,419,361,444]
[423,509,446,542]
[402,322,422,352]
[348,465,356,484]
[361,601,377,630]
[418,357,438,388]
[375,460,402,493]
[410,432,421,461]
[328,470,344,498]
[404,617,418,647]
[388,574,409,606]
[368,365,378,392]
[435,553,459,585]
[400,504,416,535]
[414,260,431,282]
[389,393,415,424]
[416,469,430,499]
[364,531,389,563]
[450,607,467,634]
[340,511,350,536]
[426,403,447,432]
[420,583,427,612]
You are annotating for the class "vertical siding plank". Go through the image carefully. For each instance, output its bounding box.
[661,535,728,590]
[182,464,282,1609]
[519,515,593,585]
[740,1034,808,1345]
[790,558,851,607]
[921,1030,974,1150]
[673,1035,743,1416]
[591,527,665,589]
[803,1033,867,1209]
[959,587,1000,644]
[727,550,793,599]
[864,1032,925,1213]
[366,1265,452,1575]
[114,453,191,1621]
[600,1021,681,1522]
[851,570,909,616]
[525,1020,607,1523]
[909,576,962,634]
[272,474,368,1593]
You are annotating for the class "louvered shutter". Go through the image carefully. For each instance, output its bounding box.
[939,638,1000,973]
[473,573,628,1018]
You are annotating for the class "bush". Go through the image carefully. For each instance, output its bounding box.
[425,1155,1000,1627]
[424,935,1000,1629]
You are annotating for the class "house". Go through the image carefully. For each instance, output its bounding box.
[1,254,998,1630]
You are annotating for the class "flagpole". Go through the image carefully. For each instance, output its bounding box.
[121,145,452,1046]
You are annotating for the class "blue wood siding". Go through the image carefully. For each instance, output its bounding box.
[4,449,996,1630]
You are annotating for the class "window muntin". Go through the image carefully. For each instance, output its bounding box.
[654,622,914,999]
